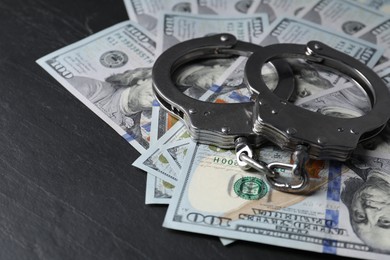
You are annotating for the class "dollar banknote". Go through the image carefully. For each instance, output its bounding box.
[124,0,197,34]
[355,17,390,63]
[36,21,156,152]
[249,0,321,23]
[351,0,390,13]
[300,0,386,36]
[163,142,390,259]
[258,17,383,68]
[156,12,269,54]
[35,21,173,206]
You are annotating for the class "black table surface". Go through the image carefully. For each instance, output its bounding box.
[0,1,353,259]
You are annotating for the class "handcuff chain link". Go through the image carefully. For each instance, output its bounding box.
[237,152,277,178]
[235,137,310,193]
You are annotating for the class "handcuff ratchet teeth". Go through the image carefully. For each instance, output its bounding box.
[152,34,390,193]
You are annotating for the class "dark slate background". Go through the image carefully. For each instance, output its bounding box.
[0,0,352,259]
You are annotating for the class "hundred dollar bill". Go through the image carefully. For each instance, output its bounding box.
[197,0,255,15]
[249,0,321,23]
[164,143,390,259]
[124,0,197,34]
[351,0,390,13]
[156,12,268,54]
[355,17,390,63]
[36,21,156,152]
[258,17,383,68]
[300,0,385,36]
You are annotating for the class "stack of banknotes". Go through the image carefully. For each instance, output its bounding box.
[37,0,390,258]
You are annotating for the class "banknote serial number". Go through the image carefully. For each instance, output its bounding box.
[213,156,238,166]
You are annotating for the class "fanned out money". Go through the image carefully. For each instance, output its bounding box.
[36,0,390,259]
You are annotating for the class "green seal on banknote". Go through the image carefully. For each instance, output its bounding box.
[233,177,268,200]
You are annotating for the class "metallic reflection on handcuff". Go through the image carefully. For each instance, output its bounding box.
[152,34,390,194]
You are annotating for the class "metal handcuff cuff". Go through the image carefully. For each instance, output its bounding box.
[152,34,390,193]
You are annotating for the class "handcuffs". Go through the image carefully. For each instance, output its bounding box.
[152,34,390,193]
